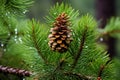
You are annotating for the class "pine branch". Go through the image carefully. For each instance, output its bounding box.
[64,72,94,80]
[54,58,65,72]
[102,30,120,36]
[46,3,79,27]
[71,27,87,69]
[31,22,47,63]
[2,18,24,48]
[50,58,94,80]
[1,18,14,49]
[97,59,112,79]
[3,0,34,15]
[102,17,120,38]
[0,65,32,77]
[48,59,65,79]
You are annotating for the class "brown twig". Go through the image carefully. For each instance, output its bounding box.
[50,58,94,80]
[53,58,65,72]
[48,58,65,79]
[71,27,87,69]
[97,59,112,80]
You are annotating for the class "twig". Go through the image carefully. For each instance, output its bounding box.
[48,58,65,79]
[0,65,32,77]
[71,27,87,69]
[97,59,112,79]
[101,30,120,36]
[53,58,65,72]
[31,22,47,63]
[64,72,94,80]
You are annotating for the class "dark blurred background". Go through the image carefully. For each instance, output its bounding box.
[26,0,120,21]
[26,0,120,58]
[27,0,93,21]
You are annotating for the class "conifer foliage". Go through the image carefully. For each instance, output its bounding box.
[0,0,120,80]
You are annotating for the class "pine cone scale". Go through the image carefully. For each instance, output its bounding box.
[48,12,72,53]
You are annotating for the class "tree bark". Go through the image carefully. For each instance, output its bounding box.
[95,0,116,58]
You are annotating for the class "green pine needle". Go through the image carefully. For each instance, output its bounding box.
[0,1,118,80]
[46,3,79,27]
[103,17,120,38]
[22,19,49,63]
[0,0,34,15]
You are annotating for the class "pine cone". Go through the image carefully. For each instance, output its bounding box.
[48,12,72,53]
[0,65,32,77]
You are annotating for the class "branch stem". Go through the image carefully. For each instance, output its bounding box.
[64,72,94,80]
[54,58,65,72]
[102,30,120,36]
[71,27,87,69]
[98,59,112,79]
[31,22,47,63]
